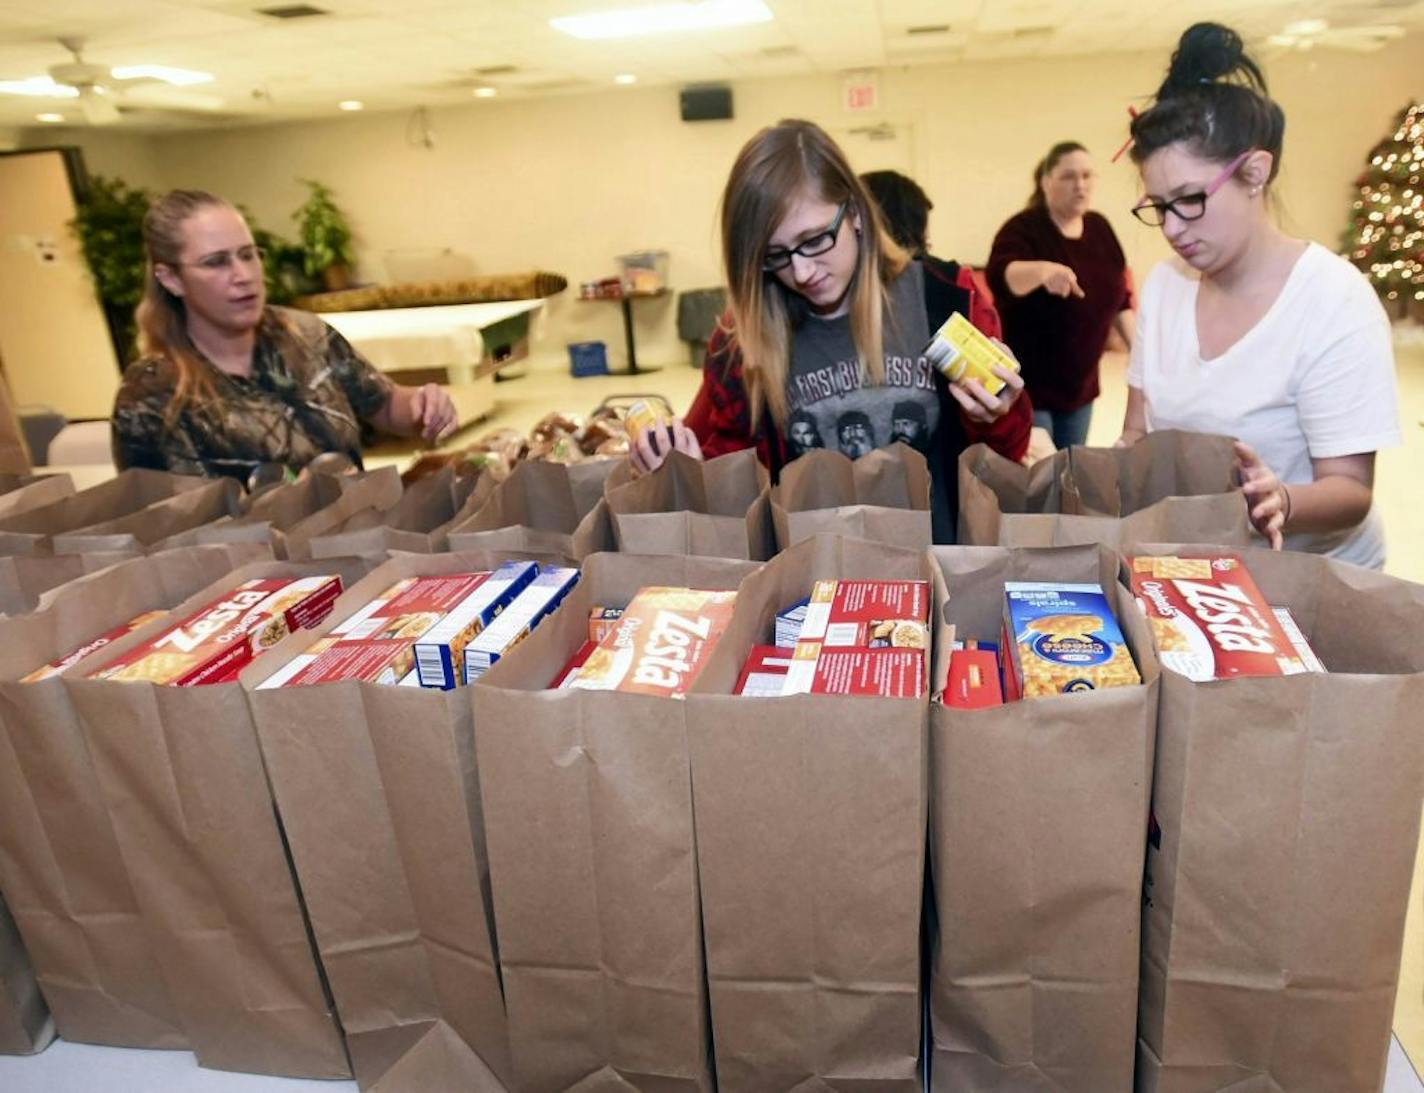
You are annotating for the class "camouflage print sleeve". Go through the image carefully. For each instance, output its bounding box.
[323,323,394,421]
[110,368,210,477]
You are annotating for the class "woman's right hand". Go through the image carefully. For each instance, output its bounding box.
[1113,427,1146,449]
[629,416,703,476]
[1041,262,1086,299]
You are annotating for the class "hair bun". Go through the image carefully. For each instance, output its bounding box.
[1159,22,1264,98]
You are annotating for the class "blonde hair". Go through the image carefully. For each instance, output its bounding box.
[720,119,908,432]
[135,189,242,425]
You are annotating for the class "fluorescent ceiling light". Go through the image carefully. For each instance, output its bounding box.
[474,86,497,98]
[615,73,638,84]
[111,65,214,85]
[551,0,772,40]
[0,77,79,98]
[1283,18,1328,36]
[339,99,363,110]
[36,113,65,123]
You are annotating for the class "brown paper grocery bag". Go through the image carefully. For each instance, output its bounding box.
[308,466,483,559]
[0,552,138,616]
[0,544,266,1050]
[1131,544,1424,1093]
[0,475,74,522]
[958,432,1250,548]
[771,444,932,551]
[246,551,545,1090]
[475,551,757,1092]
[0,892,53,1055]
[51,476,245,555]
[926,543,1158,1093]
[605,449,773,560]
[60,553,367,1079]
[0,468,210,556]
[178,466,405,560]
[0,373,29,475]
[447,459,615,560]
[682,534,930,1092]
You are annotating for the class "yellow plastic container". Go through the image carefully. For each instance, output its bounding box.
[922,312,1020,396]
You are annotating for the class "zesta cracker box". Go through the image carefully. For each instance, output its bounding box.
[92,576,342,686]
[1128,554,1318,680]
[571,587,737,699]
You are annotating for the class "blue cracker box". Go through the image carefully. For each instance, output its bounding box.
[1003,582,1140,700]
[463,567,581,684]
[413,561,540,689]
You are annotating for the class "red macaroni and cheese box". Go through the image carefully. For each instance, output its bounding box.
[795,579,930,650]
[788,644,925,698]
[1128,554,1323,681]
[91,576,342,686]
[260,572,496,688]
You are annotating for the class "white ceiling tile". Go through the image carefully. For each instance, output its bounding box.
[0,0,1419,130]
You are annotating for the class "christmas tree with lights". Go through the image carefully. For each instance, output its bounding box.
[1344,101,1424,317]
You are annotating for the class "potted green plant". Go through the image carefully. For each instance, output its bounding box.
[70,174,151,362]
[293,179,355,292]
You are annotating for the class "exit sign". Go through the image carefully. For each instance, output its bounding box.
[843,73,878,112]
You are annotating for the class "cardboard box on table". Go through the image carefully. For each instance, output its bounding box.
[447,458,616,561]
[0,544,355,1077]
[683,534,931,1092]
[0,469,211,556]
[957,430,1251,549]
[244,549,581,1091]
[308,465,487,559]
[926,543,1158,1092]
[0,892,53,1055]
[1130,544,1424,1093]
[770,444,932,552]
[473,551,758,1092]
[604,449,774,560]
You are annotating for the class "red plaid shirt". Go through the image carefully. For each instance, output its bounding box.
[685,259,1032,477]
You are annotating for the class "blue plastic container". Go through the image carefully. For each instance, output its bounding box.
[568,341,609,377]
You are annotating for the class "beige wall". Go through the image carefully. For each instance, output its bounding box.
[17,127,167,192]
[18,33,1424,370]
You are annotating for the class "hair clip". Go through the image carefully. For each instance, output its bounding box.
[1110,106,1140,164]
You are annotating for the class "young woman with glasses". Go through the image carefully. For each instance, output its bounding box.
[1119,23,1400,567]
[111,189,457,484]
[986,141,1135,450]
[631,119,1031,543]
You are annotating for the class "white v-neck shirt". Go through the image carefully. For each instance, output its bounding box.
[1128,242,1401,568]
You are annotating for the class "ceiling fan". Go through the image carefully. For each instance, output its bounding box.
[0,37,225,125]
[1265,17,1405,53]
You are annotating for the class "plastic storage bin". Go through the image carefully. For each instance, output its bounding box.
[568,341,609,377]
[617,250,670,294]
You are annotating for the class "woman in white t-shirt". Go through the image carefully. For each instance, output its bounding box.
[1117,23,1401,568]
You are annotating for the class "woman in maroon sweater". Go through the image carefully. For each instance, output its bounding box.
[987,142,1135,449]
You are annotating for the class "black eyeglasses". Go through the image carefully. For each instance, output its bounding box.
[1131,151,1251,227]
[763,201,849,272]
[175,245,266,272]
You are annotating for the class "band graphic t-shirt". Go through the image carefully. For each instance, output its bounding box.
[785,262,937,461]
